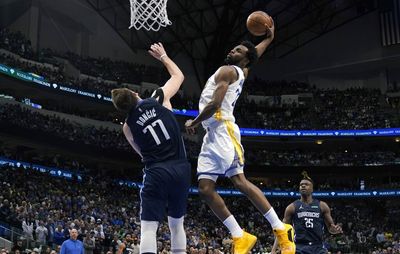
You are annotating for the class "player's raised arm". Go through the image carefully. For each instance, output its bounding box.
[185,66,237,135]
[255,18,275,58]
[148,42,184,110]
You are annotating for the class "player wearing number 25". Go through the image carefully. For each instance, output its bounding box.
[111,42,191,254]
[272,172,343,254]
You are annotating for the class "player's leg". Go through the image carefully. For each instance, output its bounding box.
[198,155,243,238]
[140,220,159,254]
[167,160,191,254]
[140,167,167,253]
[229,174,281,226]
[224,121,284,229]
[197,125,256,254]
[229,172,295,254]
[226,122,295,254]
[197,130,237,227]
[167,216,186,254]
[198,177,256,254]
[198,178,232,222]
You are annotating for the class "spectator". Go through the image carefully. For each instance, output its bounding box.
[35,220,48,245]
[54,225,66,246]
[83,234,95,254]
[60,229,84,254]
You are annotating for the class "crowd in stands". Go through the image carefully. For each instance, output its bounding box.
[61,52,166,85]
[2,102,400,167]
[0,29,168,94]
[245,150,400,167]
[2,49,396,130]
[235,88,398,130]
[0,29,34,59]
[0,164,399,254]
[0,51,126,97]
[244,78,312,96]
[0,103,130,152]
[1,29,399,130]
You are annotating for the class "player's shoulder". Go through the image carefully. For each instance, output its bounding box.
[216,65,239,81]
[318,200,330,211]
[218,65,238,74]
[292,199,301,206]
[286,201,297,211]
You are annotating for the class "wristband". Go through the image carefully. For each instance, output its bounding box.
[160,54,167,60]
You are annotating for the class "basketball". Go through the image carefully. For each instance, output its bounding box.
[246,11,273,36]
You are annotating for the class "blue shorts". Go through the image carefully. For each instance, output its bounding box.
[296,244,327,254]
[140,159,191,222]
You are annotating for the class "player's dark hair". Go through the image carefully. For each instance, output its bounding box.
[240,40,258,67]
[111,88,138,113]
[301,171,314,184]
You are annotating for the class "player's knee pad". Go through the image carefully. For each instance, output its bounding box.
[168,216,186,253]
[168,216,184,232]
[140,220,158,253]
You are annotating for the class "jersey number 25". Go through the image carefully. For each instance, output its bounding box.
[305,218,314,228]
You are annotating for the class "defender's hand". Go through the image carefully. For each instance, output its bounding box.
[148,42,167,61]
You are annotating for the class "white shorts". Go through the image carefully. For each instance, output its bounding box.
[197,121,244,182]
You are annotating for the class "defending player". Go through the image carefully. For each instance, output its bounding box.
[272,172,343,254]
[112,43,190,254]
[184,19,295,254]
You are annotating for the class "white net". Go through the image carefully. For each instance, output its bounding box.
[129,0,172,31]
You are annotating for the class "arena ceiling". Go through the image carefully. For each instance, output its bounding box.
[86,0,376,82]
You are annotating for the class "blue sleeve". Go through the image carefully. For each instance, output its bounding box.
[60,241,66,254]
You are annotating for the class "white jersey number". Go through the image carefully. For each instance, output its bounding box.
[305,218,314,228]
[143,119,171,145]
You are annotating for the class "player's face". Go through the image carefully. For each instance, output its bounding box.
[299,180,313,195]
[225,45,248,65]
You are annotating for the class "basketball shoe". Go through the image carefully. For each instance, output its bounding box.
[232,231,257,254]
[273,223,295,254]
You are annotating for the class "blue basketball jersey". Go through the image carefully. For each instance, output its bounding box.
[293,199,324,245]
[125,91,186,164]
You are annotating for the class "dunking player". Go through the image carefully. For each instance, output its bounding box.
[111,43,190,254]
[272,172,342,254]
[184,20,295,254]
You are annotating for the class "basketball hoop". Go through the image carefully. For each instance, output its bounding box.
[129,0,172,31]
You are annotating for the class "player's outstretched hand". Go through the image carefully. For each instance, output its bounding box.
[148,42,167,61]
[185,120,197,135]
[328,224,343,234]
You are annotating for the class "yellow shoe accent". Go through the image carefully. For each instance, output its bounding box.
[232,231,257,254]
[273,224,296,254]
